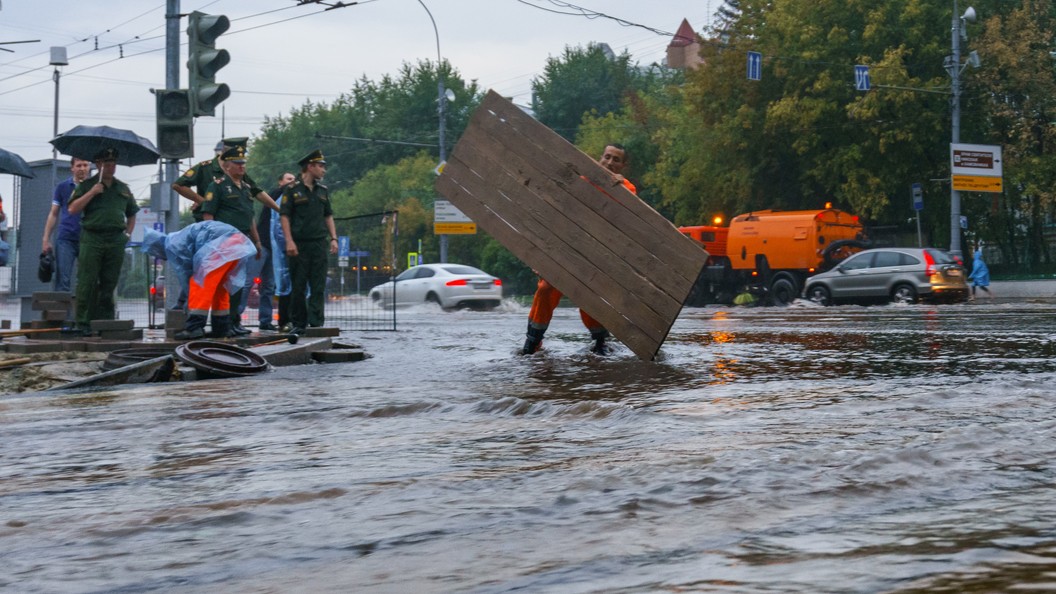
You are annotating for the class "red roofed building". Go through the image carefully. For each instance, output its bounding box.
[666,19,703,70]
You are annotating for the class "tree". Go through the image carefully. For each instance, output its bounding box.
[531,43,638,141]
[969,0,1056,271]
[248,60,482,197]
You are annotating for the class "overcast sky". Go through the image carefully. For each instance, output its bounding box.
[1,0,713,200]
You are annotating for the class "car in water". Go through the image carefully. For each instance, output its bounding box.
[368,263,503,310]
[803,247,969,305]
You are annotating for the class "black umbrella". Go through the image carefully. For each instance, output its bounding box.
[0,147,34,178]
[49,125,159,167]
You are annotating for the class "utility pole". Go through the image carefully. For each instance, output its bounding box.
[163,0,180,307]
[947,0,976,258]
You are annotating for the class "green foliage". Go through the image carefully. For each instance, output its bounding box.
[531,43,639,141]
[247,60,482,195]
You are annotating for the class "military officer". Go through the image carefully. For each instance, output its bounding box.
[172,137,279,221]
[201,145,263,336]
[281,149,338,335]
[66,147,139,335]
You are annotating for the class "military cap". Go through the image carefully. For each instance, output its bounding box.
[93,147,119,161]
[221,145,247,163]
[222,137,249,149]
[298,149,326,168]
[214,140,225,152]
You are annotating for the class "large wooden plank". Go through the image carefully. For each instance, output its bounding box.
[436,91,708,360]
[443,136,678,334]
[468,91,706,283]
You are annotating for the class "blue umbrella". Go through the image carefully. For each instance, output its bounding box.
[0,147,34,178]
[49,125,159,167]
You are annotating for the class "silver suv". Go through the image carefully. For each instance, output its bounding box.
[804,247,969,305]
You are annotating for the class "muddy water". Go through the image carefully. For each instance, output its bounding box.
[3,301,1056,593]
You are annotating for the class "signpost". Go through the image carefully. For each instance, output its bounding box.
[434,199,476,235]
[747,51,762,81]
[951,143,1003,193]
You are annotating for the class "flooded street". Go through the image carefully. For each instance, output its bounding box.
[4,300,1056,593]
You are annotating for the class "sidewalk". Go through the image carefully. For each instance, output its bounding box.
[990,279,1056,300]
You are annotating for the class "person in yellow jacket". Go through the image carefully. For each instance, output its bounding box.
[521,143,636,355]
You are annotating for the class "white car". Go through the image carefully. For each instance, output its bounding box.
[369,264,503,310]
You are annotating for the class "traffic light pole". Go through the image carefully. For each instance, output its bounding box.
[163,0,181,308]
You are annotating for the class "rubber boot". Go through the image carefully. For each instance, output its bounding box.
[521,325,546,355]
[590,328,611,355]
[175,314,207,340]
[209,315,233,339]
[277,295,291,332]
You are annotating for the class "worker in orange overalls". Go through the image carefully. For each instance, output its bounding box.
[142,221,257,340]
[522,143,637,355]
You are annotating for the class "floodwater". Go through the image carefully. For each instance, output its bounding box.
[3,300,1056,593]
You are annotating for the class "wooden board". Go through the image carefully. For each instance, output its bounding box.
[435,90,708,360]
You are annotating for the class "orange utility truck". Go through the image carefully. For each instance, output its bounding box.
[679,208,868,305]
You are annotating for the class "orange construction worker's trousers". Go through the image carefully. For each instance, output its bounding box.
[526,278,606,338]
[187,260,238,318]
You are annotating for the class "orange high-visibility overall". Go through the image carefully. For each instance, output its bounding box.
[187,259,238,319]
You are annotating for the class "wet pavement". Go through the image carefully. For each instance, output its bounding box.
[3,299,1056,593]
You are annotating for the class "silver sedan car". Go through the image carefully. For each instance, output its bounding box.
[804,247,970,305]
[368,263,503,310]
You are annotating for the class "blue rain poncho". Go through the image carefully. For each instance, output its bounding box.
[142,221,257,296]
[969,249,991,288]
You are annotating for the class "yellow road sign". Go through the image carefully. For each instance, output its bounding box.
[952,175,1002,193]
[434,222,477,235]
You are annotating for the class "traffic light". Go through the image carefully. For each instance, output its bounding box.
[187,11,230,117]
[155,89,194,159]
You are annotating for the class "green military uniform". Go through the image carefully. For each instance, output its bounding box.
[282,150,334,330]
[201,172,256,234]
[71,156,139,330]
[173,138,263,221]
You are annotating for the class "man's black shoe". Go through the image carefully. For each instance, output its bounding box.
[232,323,251,336]
[259,322,277,331]
[590,337,610,355]
[175,327,205,340]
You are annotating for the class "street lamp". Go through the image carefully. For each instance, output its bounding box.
[946,1,978,258]
[417,0,452,263]
[49,46,68,206]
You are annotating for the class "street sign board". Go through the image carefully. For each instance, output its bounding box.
[952,175,1003,193]
[950,143,1003,193]
[337,235,350,257]
[434,199,476,235]
[747,52,762,81]
[911,182,924,211]
[854,65,870,91]
[951,143,1002,177]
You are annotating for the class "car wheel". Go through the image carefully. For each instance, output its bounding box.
[892,283,917,304]
[768,277,798,306]
[426,292,443,307]
[806,285,832,306]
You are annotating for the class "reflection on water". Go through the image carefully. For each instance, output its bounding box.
[3,301,1056,592]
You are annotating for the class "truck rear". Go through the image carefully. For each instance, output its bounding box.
[680,208,868,305]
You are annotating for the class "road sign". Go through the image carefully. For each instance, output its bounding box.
[747,51,762,81]
[854,65,870,91]
[951,143,1002,176]
[348,250,370,258]
[338,256,349,268]
[337,236,350,257]
[911,182,924,211]
[952,175,1003,193]
[434,199,476,235]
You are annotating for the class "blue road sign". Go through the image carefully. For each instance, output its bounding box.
[337,235,350,257]
[349,250,370,258]
[747,51,762,81]
[911,182,924,211]
[855,65,871,91]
